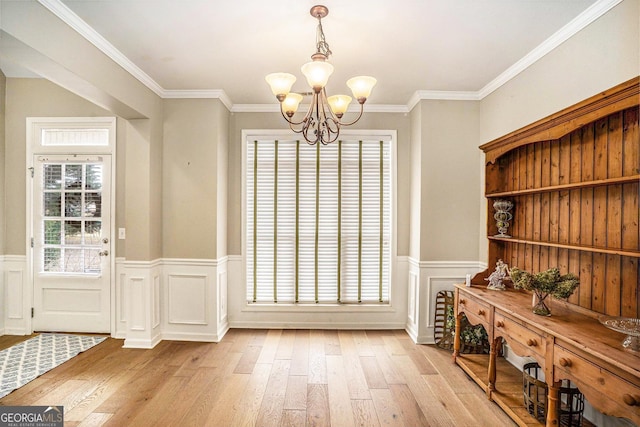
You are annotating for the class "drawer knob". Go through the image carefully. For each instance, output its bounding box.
[459,299,466,305]
[496,320,505,328]
[559,357,571,367]
[477,309,485,316]
[622,394,640,406]
[527,339,537,347]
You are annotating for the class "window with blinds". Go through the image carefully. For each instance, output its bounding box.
[246,138,391,304]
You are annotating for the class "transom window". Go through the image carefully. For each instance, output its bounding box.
[246,138,391,304]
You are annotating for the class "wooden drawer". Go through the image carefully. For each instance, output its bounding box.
[494,311,546,360]
[457,292,491,330]
[554,345,640,425]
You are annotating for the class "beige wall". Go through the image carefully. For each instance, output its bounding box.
[1,78,168,261]
[3,78,112,255]
[409,104,422,260]
[480,0,639,144]
[0,70,5,255]
[2,0,165,261]
[162,98,229,259]
[215,103,229,258]
[477,0,639,263]
[227,111,411,258]
[417,100,481,261]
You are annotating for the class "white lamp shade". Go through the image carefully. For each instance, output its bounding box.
[347,76,377,100]
[265,73,296,97]
[327,95,352,116]
[301,61,334,90]
[282,93,304,115]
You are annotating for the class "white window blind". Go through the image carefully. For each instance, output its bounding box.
[246,138,391,304]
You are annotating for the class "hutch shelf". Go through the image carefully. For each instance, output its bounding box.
[454,77,640,427]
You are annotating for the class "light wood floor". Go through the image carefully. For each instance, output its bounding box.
[0,330,516,427]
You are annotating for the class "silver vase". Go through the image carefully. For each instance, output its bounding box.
[493,199,513,238]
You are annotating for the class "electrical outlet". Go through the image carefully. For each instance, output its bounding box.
[118,228,126,239]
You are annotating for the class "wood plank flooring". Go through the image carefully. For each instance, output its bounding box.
[0,330,517,426]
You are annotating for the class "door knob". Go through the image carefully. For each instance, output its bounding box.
[99,250,109,257]
[102,238,109,244]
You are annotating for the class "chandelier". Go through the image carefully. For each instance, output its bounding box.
[265,5,376,145]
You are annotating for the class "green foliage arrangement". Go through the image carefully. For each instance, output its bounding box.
[510,267,580,315]
[445,305,488,346]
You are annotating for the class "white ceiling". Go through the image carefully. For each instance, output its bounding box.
[5,0,612,107]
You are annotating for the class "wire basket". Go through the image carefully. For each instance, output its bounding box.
[523,362,585,426]
[434,290,490,354]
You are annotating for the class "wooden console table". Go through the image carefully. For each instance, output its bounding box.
[453,284,640,427]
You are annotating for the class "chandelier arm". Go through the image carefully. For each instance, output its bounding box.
[302,120,319,145]
[320,123,340,145]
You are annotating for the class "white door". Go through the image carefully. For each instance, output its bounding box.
[32,155,111,333]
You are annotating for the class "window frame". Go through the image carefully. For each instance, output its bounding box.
[241,129,398,313]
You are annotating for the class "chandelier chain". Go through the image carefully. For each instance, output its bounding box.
[315,17,332,59]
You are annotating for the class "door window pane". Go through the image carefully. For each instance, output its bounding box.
[44,220,61,244]
[64,221,82,244]
[44,164,62,189]
[65,165,82,189]
[44,193,61,216]
[84,192,101,217]
[85,221,102,245]
[65,193,82,217]
[44,248,61,272]
[85,164,103,190]
[40,162,104,275]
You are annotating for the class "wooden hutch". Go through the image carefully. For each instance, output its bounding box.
[453,77,640,427]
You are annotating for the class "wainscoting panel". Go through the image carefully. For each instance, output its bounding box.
[405,259,487,344]
[160,258,228,343]
[7,270,24,320]
[128,277,146,331]
[168,274,208,325]
[121,260,162,349]
[217,268,228,329]
[2,256,29,335]
[114,258,127,339]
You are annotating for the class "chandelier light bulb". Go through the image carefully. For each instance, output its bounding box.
[301,60,334,92]
[347,76,377,102]
[265,73,296,101]
[327,95,352,118]
[282,93,304,117]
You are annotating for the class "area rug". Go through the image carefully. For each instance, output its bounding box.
[0,333,107,399]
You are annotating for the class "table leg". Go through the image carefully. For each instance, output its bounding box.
[453,291,461,361]
[487,337,499,398]
[547,381,560,426]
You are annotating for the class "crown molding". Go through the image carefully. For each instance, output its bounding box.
[163,89,233,111]
[231,103,410,114]
[231,104,280,113]
[407,90,481,111]
[38,0,165,97]
[477,0,623,99]
[39,0,622,111]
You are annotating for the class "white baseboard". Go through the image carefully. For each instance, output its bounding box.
[229,320,406,330]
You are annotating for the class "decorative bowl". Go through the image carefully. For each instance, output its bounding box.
[598,316,640,351]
